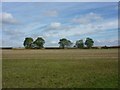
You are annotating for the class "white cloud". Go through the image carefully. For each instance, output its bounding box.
[42,19,117,38]
[100,19,117,30]
[0,12,18,24]
[50,22,61,29]
[44,10,58,17]
[35,13,117,40]
[72,12,103,24]
[2,28,25,47]
[43,22,73,32]
[94,39,118,46]
[50,41,57,44]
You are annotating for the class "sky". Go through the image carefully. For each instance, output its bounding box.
[1,0,120,2]
[0,2,119,47]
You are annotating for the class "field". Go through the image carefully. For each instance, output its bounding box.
[2,49,118,88]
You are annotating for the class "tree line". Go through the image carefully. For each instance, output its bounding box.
[23,37,94,49]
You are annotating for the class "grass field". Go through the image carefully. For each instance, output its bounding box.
[2,49,118,88]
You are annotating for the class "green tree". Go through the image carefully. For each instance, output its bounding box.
[85,37,94,48]
[58,38,72,49]
[23,37,33,49]
[75,39,84,48]
[67,40,73,47]
[33,37,45,49]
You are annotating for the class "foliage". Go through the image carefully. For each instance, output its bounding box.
[23,37,45,49]
[33,37,45,49]
[23,37,33,49]
[23,37,95,49]
[85,37,94,48]
[58,38,72,49]
[75,39,84,48]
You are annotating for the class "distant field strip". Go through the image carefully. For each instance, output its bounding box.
[2,49,118,88]
[2,49,118,60]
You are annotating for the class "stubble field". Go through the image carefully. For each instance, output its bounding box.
[2,49,118,88]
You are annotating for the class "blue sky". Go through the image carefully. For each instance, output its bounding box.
[2,0,120,2]
[0,2,118,47]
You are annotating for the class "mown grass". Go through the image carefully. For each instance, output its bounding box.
[2,49,118,88]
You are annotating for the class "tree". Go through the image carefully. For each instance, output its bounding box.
[85,37,94,48]
[23,37,33,49]
[67,40,73,47]
[58,38,72,49]
[33,37,45,49]
[75,39,84,48]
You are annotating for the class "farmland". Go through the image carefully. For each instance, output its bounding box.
[2,49,118,88]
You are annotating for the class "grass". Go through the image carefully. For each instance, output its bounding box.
[2,49,118,88]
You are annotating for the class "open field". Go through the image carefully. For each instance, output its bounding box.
[2,49,118,88]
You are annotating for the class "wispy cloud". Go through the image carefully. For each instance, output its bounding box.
[3,28,24,36]
[1,2,118,47]
[94,39,118,46]
[72,12,103,24]
[40,17,117,38]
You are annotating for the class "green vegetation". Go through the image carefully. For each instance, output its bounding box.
[58,38,73,48]
[85,37,94,48]
[23,37,33,49]
[2,49,118,88]
[75,39,84,48]
[33,37,45,49]
[23,37,94,49]
[23,37,45,49]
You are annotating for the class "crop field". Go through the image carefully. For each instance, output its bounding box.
[2,49,118,88]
